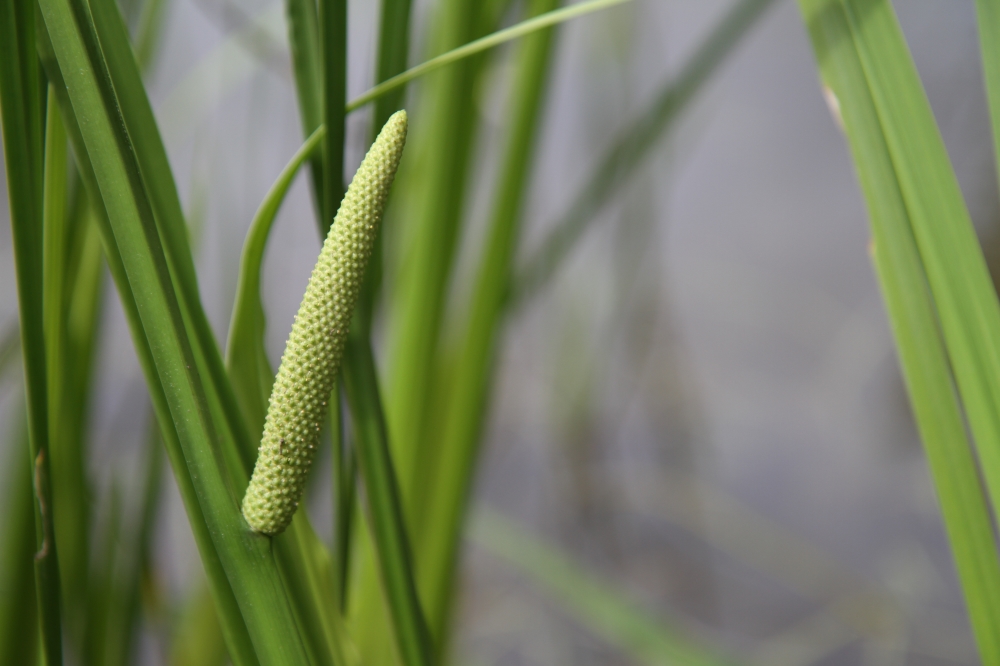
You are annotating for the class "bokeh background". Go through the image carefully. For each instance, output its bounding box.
[1,0,995,663]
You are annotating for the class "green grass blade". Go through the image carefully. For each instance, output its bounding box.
[42,83,79,615]
[320,0,346,231]
[330,397,354,611]
[384,0,484,512]
[281,0,353,629]
[80,25,346,664]
[34,0,313,659]
[418,0,560,641]
[974,0,1000,194]
[513,0,777,305]
[355,5,488,665]
[357,0,497,661]
[47,90,260,666]
[282,0,353,636]
[0,0,64,660]
[285,0,326,220]
[372,0,413,129]
[470,509,731,666]
[317,0,352,622]
[58,193,106,649]
[841,0,1000,574]
[346,0,631,112]
[344,0,419,598]
[87,0,257,468]
[42,91,69,414]
[0,410,39,666]
[798,0,1000,659]
[37,35,261,662]
[227,125,324,436]
[272,519,350,666]
[342,333,434,666]
[43,89,105,661]
[72,1,291,653]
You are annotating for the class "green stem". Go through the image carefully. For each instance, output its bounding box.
[417,0,560,645]
[0,0,63,660]
[285,0,325,219]
[342,333,434,666]
[373,0,413,130]
[34,0,311,657]
[346,0,631,112]
[320,0,346,233]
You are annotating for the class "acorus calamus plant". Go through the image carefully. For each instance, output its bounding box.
[8,0,1000,660]
[242,110,408,536]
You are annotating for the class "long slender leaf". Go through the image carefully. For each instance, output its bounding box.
[89,0,260,514]
[0,409,39,666]
[350,3,490,664]
[42,84,77,610]
[286,0,326,220]
[37,31,261,663]
[320,0,345,232]
[353,0,554,662]
[43,92,106,663]
[346,0,631,112]
[41,8,275,664]
[384,0,484,514]
[372,0,413,130]
[513,0,777,305]
[0,0,63,660]
[319,0,349,627]
[374,0,638,528]
[41,57,261,666]
[974,0,1000,195]
[87,0,257,467]
[59,190,106,654]
[470,509,730,666]
[272,519,344,666]
[342,333,434,666]
[34,0,313,660]
[843,0,1000,526]
[418,0,560,642]
[330,394,354,611]
[798,0,1000,659]
[85,7,352,665]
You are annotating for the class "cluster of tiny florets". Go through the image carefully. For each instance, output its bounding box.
[242,111,408,535]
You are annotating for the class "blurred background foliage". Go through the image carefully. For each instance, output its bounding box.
[0,0,995,663]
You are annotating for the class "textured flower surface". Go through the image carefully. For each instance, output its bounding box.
[242,110,408,535]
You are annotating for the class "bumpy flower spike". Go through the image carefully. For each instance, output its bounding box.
[242,110,408,535]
